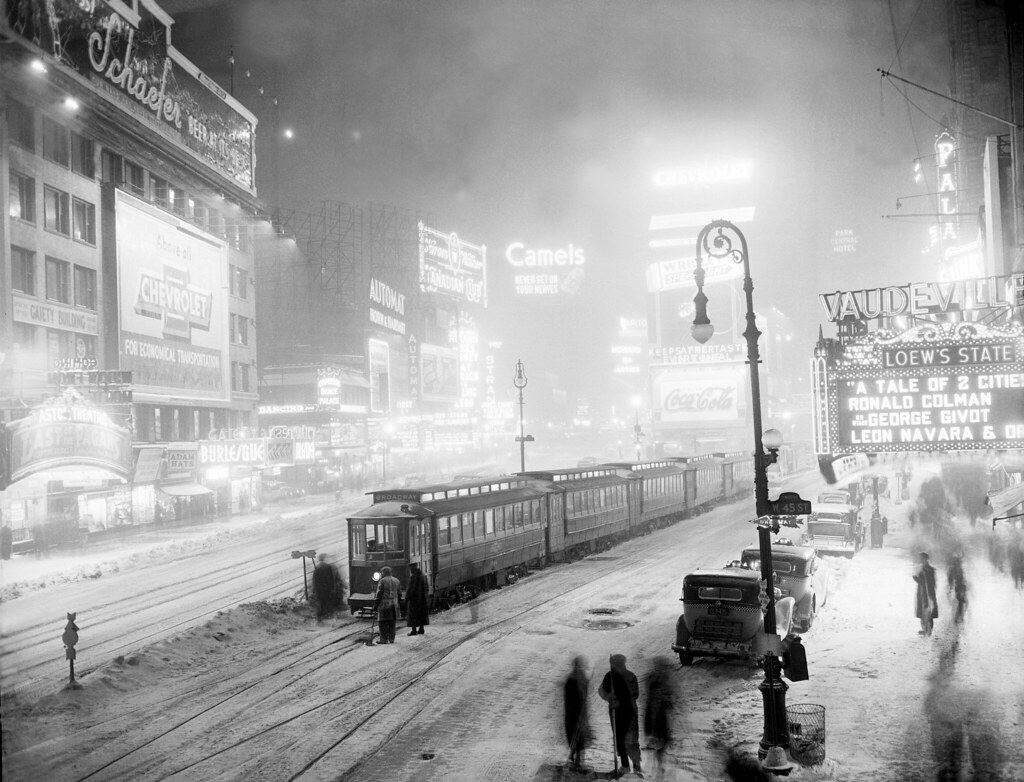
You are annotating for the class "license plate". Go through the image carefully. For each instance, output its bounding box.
[707,605,730,616]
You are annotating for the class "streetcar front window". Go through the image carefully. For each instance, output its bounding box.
[363,522,404,558]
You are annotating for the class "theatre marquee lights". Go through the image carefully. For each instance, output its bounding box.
[813,322,1024,455]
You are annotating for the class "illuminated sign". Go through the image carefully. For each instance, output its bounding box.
[369,278,406,334]
[417,222,487,305]
[831,229,858,254]
[654,370,743,424]
[505,243,585,267]
[166,446,197,476]
[7,1,255,190]
[8,395,132,481]
[649,343,745,365]
[652,160,754,189]
[935,131,958,242]
[12,293,99,335]
[420,343,459,403]
[646,256,743,293]
[408,333,421,407]
[818,274,1020,323]
[116,191,229,402]
[258,404,317,415]
[199,439,267,466]
[813,322,1024,455]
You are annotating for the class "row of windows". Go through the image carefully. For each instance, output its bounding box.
[230,313,250,346]
[437,500,542,546]
[6,99,257,260]
[644,474,684,499]
[8,100,95,179]
[9,171,96,244]
[12,246,97,309]
[566,485,627,518]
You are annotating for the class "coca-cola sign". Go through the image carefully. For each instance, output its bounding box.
[656,374,742,423]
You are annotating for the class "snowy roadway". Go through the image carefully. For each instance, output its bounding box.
[2,473,1023,781]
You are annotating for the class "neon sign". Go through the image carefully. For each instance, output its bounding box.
[935,131,958,242]
[813,322,1024,455]
[652,160,754,189]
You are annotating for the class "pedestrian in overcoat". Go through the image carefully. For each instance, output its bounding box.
[644,656,676,779]
[405,562,430,635]
[914,551,938,636]
[374,566,402,644]
[313,554,343,621]
[598,653,642,777]
[563,655,593,770]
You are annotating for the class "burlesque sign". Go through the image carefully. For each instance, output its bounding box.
[8,390,132,482]
[4,0,255,191]
[813,322,1024,455]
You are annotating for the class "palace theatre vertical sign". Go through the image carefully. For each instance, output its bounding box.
[813,275,1024,458]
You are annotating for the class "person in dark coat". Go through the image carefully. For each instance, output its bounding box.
[598,653,642,777]
[914,551,938,636]
[946,552,968,624]
[405,562,430,635]
[312,553,343,621]
[563,655,593,770]
[644,656,675,780]
[1,524,12,560]
[373,566,402,644]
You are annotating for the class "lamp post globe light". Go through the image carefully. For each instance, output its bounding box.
[513,359,534,472]
[692,219,791,766]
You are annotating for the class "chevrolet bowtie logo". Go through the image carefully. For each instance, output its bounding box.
[135,264,213,340]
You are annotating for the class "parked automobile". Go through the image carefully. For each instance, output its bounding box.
[802,502,864,557]
[816,490,851,505]
[739,542,831,632]
[672,567,795,666]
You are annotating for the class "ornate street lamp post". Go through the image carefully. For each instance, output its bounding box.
[691,219,790,765]
[513,359,534,472]
[631,395,644,460]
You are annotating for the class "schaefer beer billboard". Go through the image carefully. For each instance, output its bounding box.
[813,322,1024,455]
[116,191,230,403]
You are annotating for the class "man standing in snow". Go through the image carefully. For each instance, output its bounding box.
[599,653,642,777]
[373,566,402,644]
[313,554,344,621]
[913,551,938,636]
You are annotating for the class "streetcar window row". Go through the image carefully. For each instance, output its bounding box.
[437,500,542,546]
[565,485,627,517]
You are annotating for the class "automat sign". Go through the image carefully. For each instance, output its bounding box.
[813,322,1024,455]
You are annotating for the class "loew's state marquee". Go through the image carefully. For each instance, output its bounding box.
[813,321,1024,455]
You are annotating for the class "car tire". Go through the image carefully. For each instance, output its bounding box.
[678,649,693,667]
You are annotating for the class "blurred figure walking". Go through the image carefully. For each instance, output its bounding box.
[644,656,675,780]
[945,552,968,624]
[913,552,938,636]
[599,653,642,777]
[563,655,593,771]
[313,553,346,621]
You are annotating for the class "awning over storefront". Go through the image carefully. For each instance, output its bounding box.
[158,483,213,497]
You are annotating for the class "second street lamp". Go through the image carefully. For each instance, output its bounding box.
[691,219,794,769]
[513,359,534,472]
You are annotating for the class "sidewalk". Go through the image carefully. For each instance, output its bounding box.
[0,495,342,601]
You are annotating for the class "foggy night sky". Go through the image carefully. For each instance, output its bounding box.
[162,0,952,417]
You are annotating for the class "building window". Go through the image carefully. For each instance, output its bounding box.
[230,314,249,346]
[9,170,35,222]
[14,322,35,351]
[42,115,70,167]
[101,150,122,184]
[44,185,70,235]
[45,256,71,303]
[229,265,249,299]
[12,246,36,294]
[74,265,97,309]
[154,407,163,441]
[231,361,251,392]
[72,198,96,244]
[8,99,34,150]
[150,175,169,208]
[168,185,186,216]
[70,131,96,178]
[124,160,144,196]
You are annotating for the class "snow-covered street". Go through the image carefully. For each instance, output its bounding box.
[3,474,1023,781]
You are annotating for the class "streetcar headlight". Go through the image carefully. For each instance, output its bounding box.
[372,571,382,583]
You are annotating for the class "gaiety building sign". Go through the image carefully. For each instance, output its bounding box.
[4,0,256,191]
[819,274,1021,323]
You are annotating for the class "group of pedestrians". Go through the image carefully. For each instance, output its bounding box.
[914,549,972,636]
[373,562,430,643]
[563,653,676,780]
